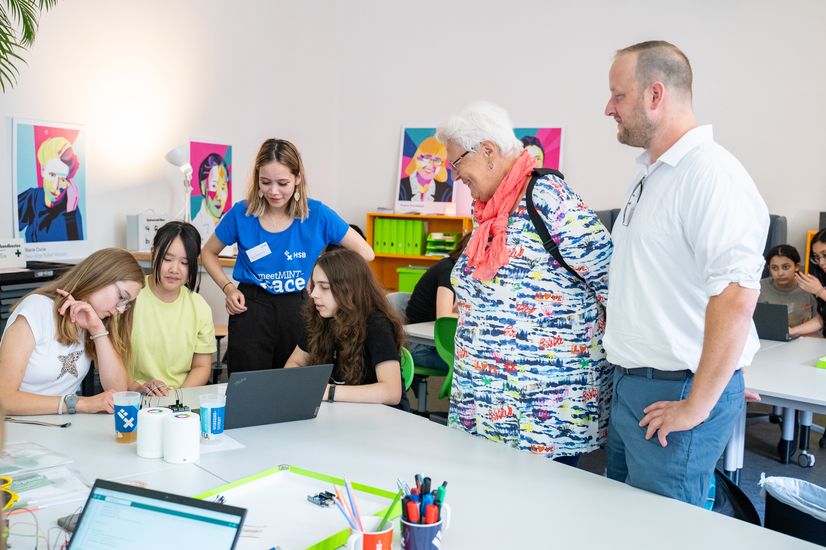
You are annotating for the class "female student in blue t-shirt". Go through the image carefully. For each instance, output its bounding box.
[201,139,374,374]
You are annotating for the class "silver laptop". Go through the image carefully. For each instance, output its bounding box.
[69,479,246,549]
[224,364,333,429]
[753,302,799,342]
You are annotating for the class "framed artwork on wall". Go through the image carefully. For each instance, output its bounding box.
[514,127,563,170]
[395,126,563,216]
[189,141,232,247]
[396,127,454,215]
[12,118,91,261]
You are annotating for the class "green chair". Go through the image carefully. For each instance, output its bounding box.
[433,316,458,400]
[412,317,458,415]
[400,347,414,391]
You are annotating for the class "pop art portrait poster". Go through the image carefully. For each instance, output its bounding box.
[396,128,454,214]
[189,141,232,246]
[12,118,91,261]
[514,127,563,170]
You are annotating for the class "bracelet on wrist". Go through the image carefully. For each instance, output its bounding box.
[222,281,235,293]
[90,330,109,341]
[57,395,64,415]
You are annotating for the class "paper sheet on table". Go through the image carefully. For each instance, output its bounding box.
[200,433,245,454]
[0,441,72,475]
[10,464,89,509]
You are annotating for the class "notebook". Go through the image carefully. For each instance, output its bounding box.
[224,364,333,429]
[753,302,799,342]
[68,479,246,549]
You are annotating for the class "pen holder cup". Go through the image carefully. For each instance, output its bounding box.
[346,516,393,550]
[401,504,451,550]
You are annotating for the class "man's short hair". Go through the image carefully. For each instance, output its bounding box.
[617,41,693,99]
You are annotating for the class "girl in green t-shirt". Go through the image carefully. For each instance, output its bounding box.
[128,222,216,396]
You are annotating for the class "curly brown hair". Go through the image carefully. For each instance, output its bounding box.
[305,249,403,385]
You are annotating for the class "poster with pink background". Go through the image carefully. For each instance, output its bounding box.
[189,141,232,245]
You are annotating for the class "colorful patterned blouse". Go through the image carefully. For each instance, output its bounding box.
[449,173,613,457]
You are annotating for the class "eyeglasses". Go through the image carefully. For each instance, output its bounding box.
[0,476,19,511]
[811,254,826,265]
[621,176,646,226]
[448,150,471,171]
[115,284,134,312]
[416,154,444,166]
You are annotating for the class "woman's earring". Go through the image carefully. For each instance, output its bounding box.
[488,163,494,170]
[258,190,263,198]
[294,191,300,201]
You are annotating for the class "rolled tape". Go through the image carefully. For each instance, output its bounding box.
[136,407,171,458]
[816,356,826,370]
[163,411,201,464]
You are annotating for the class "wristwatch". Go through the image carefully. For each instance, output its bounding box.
[327,384,336,403]
[64,394,79,415]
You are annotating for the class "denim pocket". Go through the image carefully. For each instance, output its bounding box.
[717,370,745,403]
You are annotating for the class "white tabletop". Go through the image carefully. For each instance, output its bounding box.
[745,337,826,413]
[403,321,435,346]
[5,385,819,549]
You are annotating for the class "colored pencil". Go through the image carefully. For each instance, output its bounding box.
[344,477,365,531]
[377,489,403,531]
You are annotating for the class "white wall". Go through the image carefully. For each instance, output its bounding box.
[334,0,826,252]
[0,0,339,322]
[2,0,825,322]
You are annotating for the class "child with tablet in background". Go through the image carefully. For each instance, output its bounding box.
[759,244,817,329]
[128,222,216,396]
[284,249,409,410]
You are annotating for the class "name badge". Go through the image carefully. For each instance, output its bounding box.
[246,242,272,262]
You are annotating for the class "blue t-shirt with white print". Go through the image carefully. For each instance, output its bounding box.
[215,199,349,295]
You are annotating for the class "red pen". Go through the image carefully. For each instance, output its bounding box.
[406,501,420,523]
[424,504,438,524]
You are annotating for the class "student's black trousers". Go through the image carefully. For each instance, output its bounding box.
[226,284,305,374]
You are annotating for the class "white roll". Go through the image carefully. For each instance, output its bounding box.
[162,411,201,464]
[136,407,171,459]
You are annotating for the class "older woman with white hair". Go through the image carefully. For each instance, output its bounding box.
[437,101,613,466]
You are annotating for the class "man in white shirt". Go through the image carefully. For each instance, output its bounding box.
[603,41,768,506]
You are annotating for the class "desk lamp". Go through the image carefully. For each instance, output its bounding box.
[164,145,193,223]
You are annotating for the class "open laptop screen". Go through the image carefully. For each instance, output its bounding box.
[69,480,245,550]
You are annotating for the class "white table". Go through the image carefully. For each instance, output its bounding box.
[403,321,435,346]
[724,337,826,481]
[7,386,820,549]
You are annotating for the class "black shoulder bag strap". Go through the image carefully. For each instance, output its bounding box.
[525,168,586,284]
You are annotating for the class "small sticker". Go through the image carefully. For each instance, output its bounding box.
[246,242,272,262]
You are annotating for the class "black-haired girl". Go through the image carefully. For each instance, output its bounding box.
[128,221,216,395]
[759,244,817,330]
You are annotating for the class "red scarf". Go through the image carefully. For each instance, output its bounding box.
[465,150,535,281]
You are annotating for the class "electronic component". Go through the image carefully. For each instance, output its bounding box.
[57,511,81,532]
[307,491,336,507]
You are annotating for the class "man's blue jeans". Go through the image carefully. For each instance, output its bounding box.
[606,367,744,507]
[408,342,449,372]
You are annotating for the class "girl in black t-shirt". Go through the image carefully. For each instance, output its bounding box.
[284,249,408,409]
